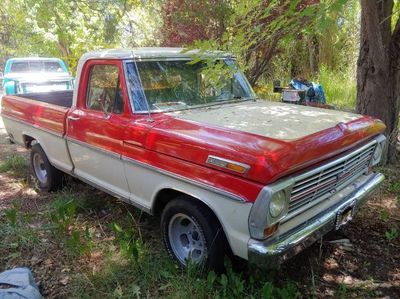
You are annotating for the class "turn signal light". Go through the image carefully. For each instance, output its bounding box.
[225,163,248,173]
[263,223,279,238]
[206,155,250,174]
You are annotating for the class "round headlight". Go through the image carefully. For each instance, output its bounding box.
[373,143,383,161]
[269,191,286,218]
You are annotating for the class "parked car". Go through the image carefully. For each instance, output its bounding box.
[1,57,74,95]
[0,48,386,270]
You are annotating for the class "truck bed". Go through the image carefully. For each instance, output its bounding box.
[17,90,73,108]
[1,91,72,136]
[1,91,74,173]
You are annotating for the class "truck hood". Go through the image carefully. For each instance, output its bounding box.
[169,100,360,140]
[4,72,73,82]
[147,100,385,185]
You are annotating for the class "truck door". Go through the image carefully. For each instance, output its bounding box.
[66,60,131,199]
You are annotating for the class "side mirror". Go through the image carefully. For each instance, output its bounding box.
[4,80,16,95]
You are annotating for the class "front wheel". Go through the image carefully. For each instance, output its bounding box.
[161,197,227,271]
[30,144,63,191]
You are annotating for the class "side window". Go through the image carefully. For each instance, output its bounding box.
[86,64,124,114]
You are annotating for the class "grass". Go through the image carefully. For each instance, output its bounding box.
[1,176,395,298]
[0,176,303,298]
[0,154,29,176]
[0,154,28,172]
[0,203,40,267]
[316,66,357,110]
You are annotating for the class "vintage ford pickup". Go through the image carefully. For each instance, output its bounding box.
[0,48,386,270]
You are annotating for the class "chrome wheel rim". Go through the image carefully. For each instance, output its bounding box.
[33,153,47,184]
[168,213,206,265]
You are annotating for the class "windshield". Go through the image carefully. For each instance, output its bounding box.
[125,59,256,112]
[10,61,65,73]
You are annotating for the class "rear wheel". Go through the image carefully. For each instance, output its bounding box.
[161,197,227,271]
[30,144,63,191]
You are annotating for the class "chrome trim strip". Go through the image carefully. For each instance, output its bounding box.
[66,137,121,159]
[122,156,247,203]
[1,114,63,138]
[248,172,384,269]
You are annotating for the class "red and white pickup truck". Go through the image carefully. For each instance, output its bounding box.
[1,48,386,270]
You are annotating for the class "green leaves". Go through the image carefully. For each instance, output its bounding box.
[4,207,17,228]
[385,227,399,241]
[111,220,143,262]
[1,0,149,72]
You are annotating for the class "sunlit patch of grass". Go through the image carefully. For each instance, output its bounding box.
[1,185,302,298]
[0,154,29,177]
[316,66,356,111]
[0,202,40,267]
[254,84,281,102]
[68,247,301,299]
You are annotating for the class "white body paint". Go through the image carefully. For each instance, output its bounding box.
[2,115,252,259]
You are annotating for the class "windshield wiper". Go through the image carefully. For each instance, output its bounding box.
[232,96,256,101]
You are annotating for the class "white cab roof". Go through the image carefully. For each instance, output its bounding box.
[80,47,233,61]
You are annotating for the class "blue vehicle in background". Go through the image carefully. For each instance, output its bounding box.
[1,57,74,95]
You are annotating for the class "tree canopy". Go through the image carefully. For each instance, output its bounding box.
[0,0,398,163]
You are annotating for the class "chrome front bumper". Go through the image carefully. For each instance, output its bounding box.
[248,172,385,269]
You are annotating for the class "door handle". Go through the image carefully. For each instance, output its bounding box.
[68,115,80,121]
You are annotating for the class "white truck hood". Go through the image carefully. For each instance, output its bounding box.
[170,100,360,140]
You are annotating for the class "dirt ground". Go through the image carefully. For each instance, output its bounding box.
[0,113,399,298]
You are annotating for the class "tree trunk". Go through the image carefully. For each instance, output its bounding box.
[357,0,399,163]
[308,35,319,75]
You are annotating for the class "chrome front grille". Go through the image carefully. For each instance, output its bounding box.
[288,141,377,214]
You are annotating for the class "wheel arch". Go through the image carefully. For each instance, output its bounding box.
[22,134,37,148]
[22,133,50,165]
[152,187,233,254]
[152,188,222,223]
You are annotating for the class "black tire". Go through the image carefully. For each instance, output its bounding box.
[30,144,63,191]
[161,196,227,272]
